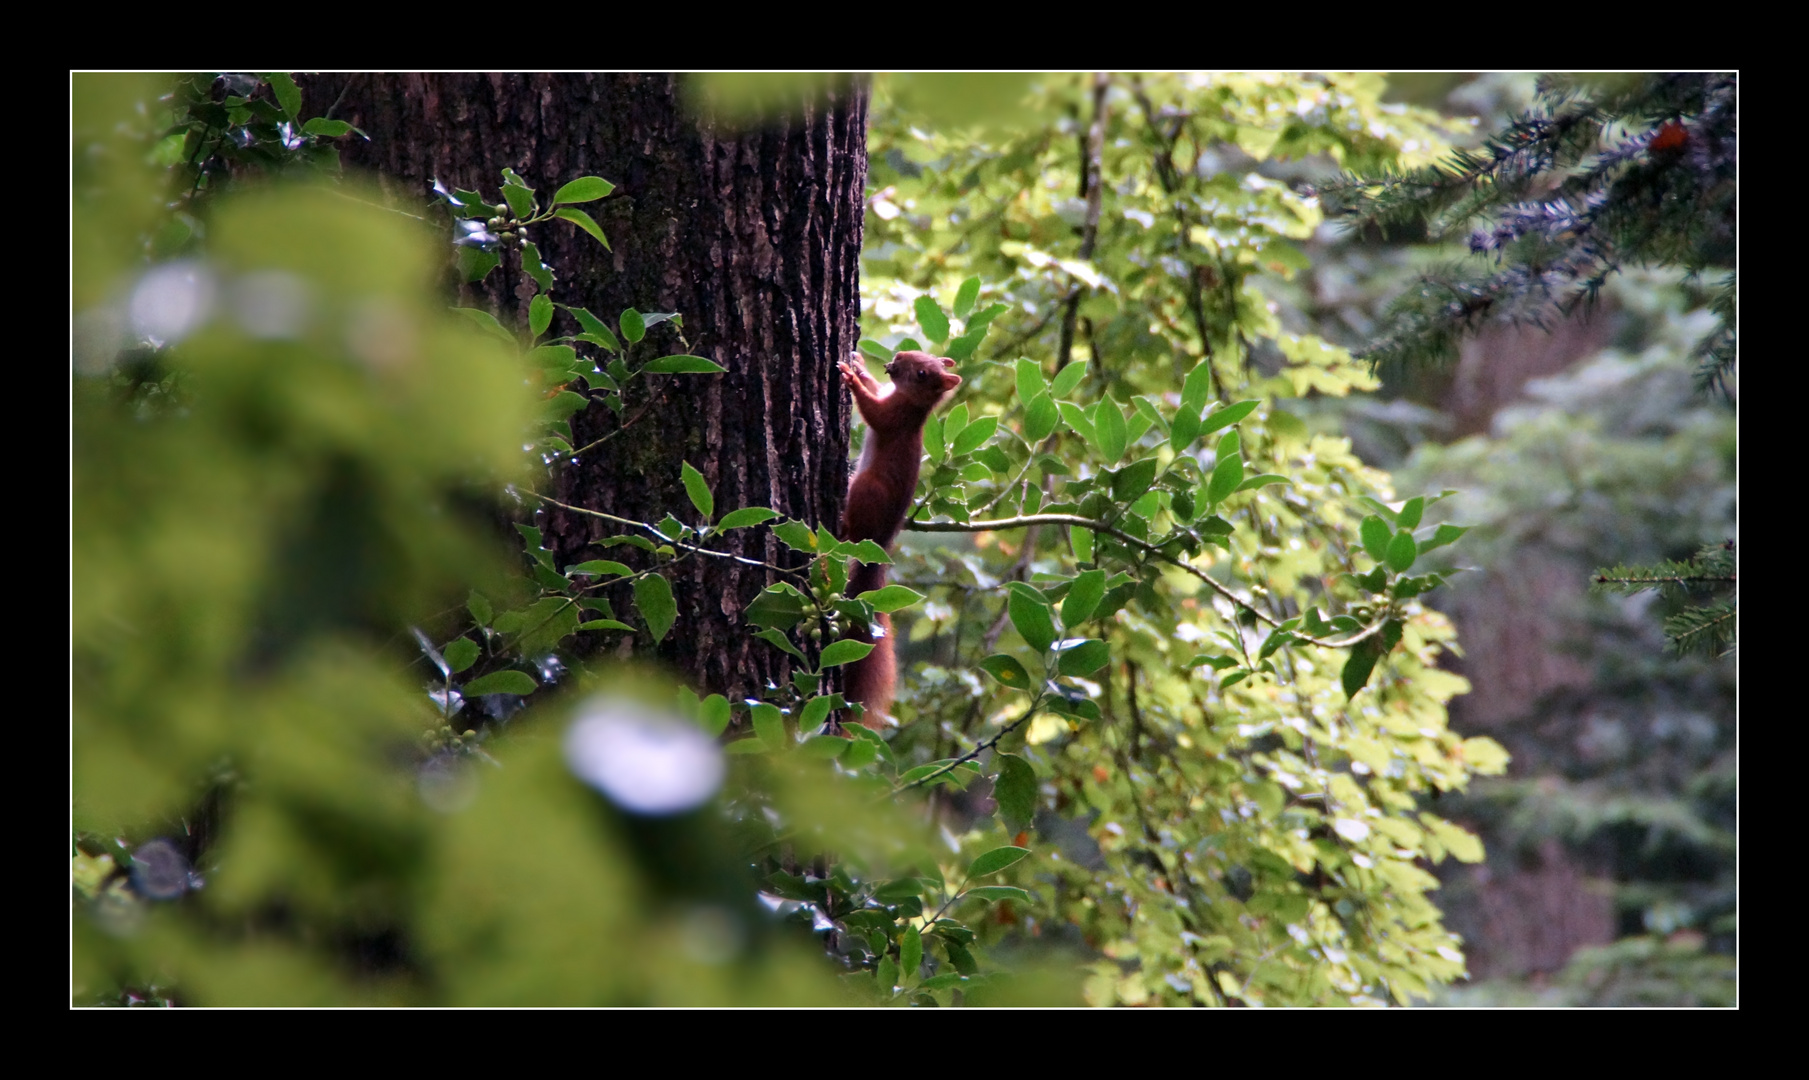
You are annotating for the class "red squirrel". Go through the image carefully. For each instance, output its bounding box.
[838,350,963,728]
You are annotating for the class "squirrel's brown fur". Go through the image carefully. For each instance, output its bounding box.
[838,351,962,728]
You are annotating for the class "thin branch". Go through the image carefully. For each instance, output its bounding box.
[526,491,808,577]
[907,512,1389,649]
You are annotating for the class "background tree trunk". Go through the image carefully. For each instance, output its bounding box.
[305,74,866,703]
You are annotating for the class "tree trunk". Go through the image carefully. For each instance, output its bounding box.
[304,74,866,704]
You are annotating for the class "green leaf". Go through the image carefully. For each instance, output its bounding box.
[1360,515,1393,561]
[300,117,352,137]
[621,308,646,343]
[967,845,1030,877]
[454,306,514,343]
[754,628,805,659]
[1056,639,1110,676]
[265,72,301,119]
[501,182,534,219]
[464,670,538,696]
[724,738,769,755]
[1024,392,1058,443]
[634,573,676,644]
[553,176,615,204]
[698,694,731,737]
[977,654,1033,690]
[1422,815,1485,863]
[575,619,634,632]
[947,325,987,361]
[1341,639,1382,698]
[951,416,997,457]
[963,885,1033,904]
[1188,654,1238,671]
[1111,457,1159,502]
[819,638,875,667]
[716,507,778,530]
[966,302,1007,333]
[1070,526,1093,564]
[1397,496,1425,530]
[799,694,835,733]
[1095,401,1128,462]
[562,305,622,351]
[800,735,850,760]
[680,461,714,521]
[516,596,580,656]
[529,294,553,338]
[569,560,632,578]
[858,584,925,613]
[922,415,945,460]
[900,924,924,981]
[1206,453,1244,506]
[944,941,978,976]
[858,339,892,361]
[848,540,890,564]
[442,637,479,674]
[953,277,981,320]
[994,752,1036,827]
[1056,401,1095,446]
[1235,473,1290,492]
[468,591,494,627]
[1015,357,1047,404]
[1198,399,1260,438]
[520,240,554,292]
[1169,405,1202,451]
[529,344,578,370]
[771,519,818,553]
[1418,522,1470,554]
[1386,530,1419,573]
[914,295,950,343]
[541,390,588,423]
[1357,497,1398,525]
[1009,588,1058,653]
[751,703,786,749]
[1050,359,1088,398]
[942,403,969,450]
[1061,568,1107,627]
[737,590,801,638]
[458,246,500,284]
[643,355,726,374]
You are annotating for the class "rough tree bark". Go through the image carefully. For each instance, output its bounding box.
[304,74,866,704]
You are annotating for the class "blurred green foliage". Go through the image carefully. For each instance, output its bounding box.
[71,74,839,1005]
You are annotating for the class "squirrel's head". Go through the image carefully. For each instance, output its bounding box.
[885,350,962,405]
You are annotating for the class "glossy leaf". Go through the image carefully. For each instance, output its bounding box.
[967,845,1030,877]
[553,176,614,204]
[1056,639,1110,676]
[1050,359,1089,398]
[1095,401,1128,462]
[642,355,726,374]
[464,670,537,696]
[1008,587,1058,653]
[717,507,779,530]
[1360,515,1393,561]
[633,573,676,644]
[819,638,875,667]
[681,461,714,520]
[994,752,1036,827]
[914,295,950,343]
[977,654,1032,690]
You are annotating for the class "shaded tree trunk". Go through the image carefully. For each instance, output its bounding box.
[305,73,865,703]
